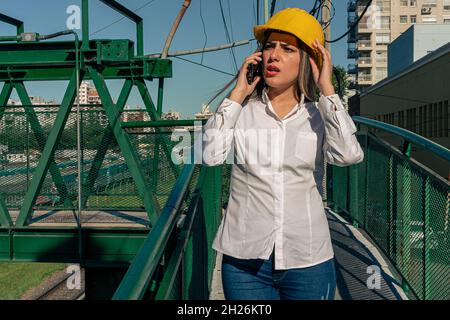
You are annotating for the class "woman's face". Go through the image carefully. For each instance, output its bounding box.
[262,34,301,91]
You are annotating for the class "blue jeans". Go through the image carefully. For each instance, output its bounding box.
[221,250,336,300]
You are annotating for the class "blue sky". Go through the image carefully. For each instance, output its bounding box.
[1,0,350,118]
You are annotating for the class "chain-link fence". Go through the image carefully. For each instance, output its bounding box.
[331,132,450,300]
[0,106,194,214]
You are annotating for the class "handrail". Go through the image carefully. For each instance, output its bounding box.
[0,13,24,35]
[112,163,196,300]
[81,0,144,56]
[352,116,450,162]
[121,119,207,128]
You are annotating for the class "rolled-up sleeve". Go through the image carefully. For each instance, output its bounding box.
[316,94,364,166]
[199,98,242,166]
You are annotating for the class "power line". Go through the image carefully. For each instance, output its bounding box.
[218,0,238,73]
[327,0,373,43]
[321,1,336,30]
[199,0,208,64]
[269,0,277,17]
[226,0,235,45]
[363,92,438,105]
[90,0,158,36]
[174,56,235,76]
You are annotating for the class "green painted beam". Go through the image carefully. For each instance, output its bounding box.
[81,79,133,208]
[15,70,83,227]
[0,82,13,120]
[14,82,73,208]
[88,66,161,225]
[82,0,89,49]
[121,119,207,128]
[0,41,171,81]
[0,193,12,227]
[0,227,148,263]
[135,79,180,178]
[0,83,13,226]
[0,13,24,35]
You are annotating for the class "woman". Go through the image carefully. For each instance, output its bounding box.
[201,8,364,300]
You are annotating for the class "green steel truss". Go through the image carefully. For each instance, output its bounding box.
[0,1,178,228]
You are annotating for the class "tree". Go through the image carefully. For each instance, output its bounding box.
[332,65,350,98]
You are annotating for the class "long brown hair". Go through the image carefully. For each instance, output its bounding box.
[207,36,319,109]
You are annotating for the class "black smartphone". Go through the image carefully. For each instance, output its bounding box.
[246,44,263,85]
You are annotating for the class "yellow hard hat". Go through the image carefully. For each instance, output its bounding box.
[253,8,325,70]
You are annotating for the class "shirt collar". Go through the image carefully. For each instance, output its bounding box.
[262,87,305,121]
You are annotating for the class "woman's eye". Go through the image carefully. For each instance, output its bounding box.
[284,47,294,52]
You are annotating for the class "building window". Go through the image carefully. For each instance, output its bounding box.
[410,15,417,23]
[445,0,450,11]
[418,106,423,136]
[410,0,417,6]
[376,33,390,44]
[433,103,438,137]
[376,67,387,81]
[380,16,390,29]
[400,15,408,23]
[422,16,437,24]
[428,103,433,137]
[423,0,437,7]
[438,101,443,137]
[444,100,449,137]
[444,16,450,24]
[398,110,405,128]
[400,0,408,6]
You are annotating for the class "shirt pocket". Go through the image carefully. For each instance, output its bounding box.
[294,131,318,167]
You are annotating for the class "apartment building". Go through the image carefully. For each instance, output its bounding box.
[347,0,450,93]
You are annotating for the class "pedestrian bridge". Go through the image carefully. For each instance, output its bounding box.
[0,114,448,300]
[0,1,448,299]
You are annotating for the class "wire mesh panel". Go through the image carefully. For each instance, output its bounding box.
[365,138,391,255]
[0,106,72,210]
[424,174,449,299]
[330,130,450,300]
[0,106,200,219]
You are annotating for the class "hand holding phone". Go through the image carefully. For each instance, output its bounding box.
[246,45,263,85]
[229,50,263,105]
[246,62,262,85]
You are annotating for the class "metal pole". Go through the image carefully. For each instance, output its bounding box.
[264,0,269,23]
[161,0,192,59]
[322,0,332,51]
[146,39,252,58]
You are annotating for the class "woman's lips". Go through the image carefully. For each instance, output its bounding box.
[266,70,278,77]
[266,65,280,77]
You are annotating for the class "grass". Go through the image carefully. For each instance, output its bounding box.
[0,262,67,300]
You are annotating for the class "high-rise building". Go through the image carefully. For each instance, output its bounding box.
[162,110,181,120]
[77,81,102,105]
[195,104,213,120]
[347,0,450,93]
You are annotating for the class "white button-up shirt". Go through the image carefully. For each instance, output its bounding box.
[200,89,364,270]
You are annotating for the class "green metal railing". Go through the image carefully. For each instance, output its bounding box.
[330,117,450,300]
[113,162,223,300]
